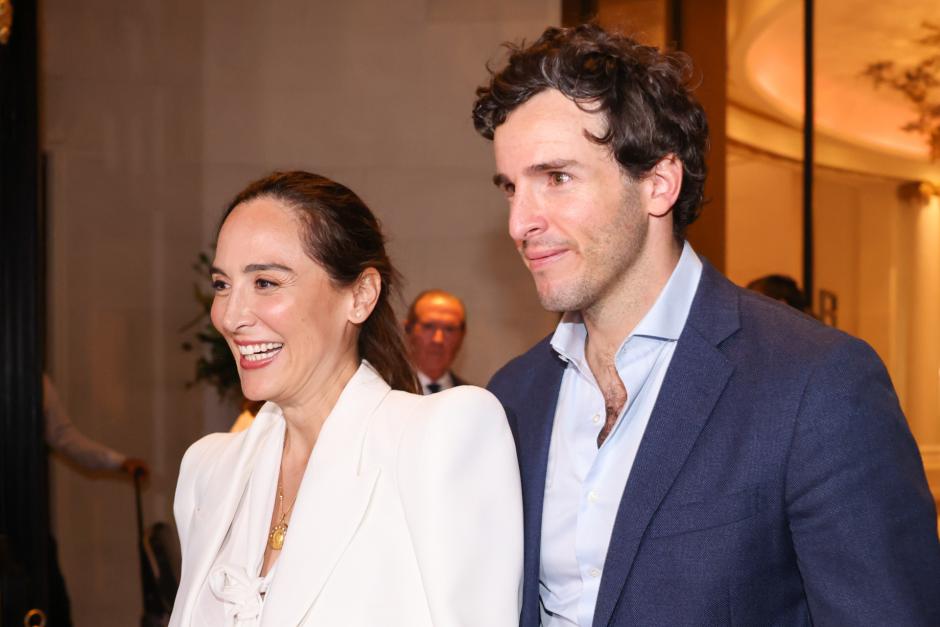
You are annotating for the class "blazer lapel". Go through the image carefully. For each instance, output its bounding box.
[260,362,389,627]
[592,262,739,627]
[516,340,566,626]
[173,408,283,626]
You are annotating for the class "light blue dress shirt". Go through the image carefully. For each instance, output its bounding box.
[539,243,702,627]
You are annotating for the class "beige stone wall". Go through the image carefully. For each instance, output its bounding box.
[725,150,803,285]
[43,1,208,623]
[43,1,560,625]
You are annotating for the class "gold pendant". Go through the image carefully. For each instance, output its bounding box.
[269,522,288,550]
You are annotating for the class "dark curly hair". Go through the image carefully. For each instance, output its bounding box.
[222,171,419,394]
[472,23,709,237]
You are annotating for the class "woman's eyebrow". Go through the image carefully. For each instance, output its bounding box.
[244,262,294,274]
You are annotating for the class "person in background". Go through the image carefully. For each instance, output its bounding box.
[474,23,940,626]
[43,373,150,626]
[746,274,809,312]
[44,374,149,475]
[405,289,469,394]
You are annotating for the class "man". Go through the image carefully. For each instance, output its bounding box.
[405,289,468,394]
[473,24,940,626]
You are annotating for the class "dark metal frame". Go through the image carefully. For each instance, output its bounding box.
[803,0,815,310]
[562,0,598,26]
[0,0,50,623]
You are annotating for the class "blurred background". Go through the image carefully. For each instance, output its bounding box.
[1,0,938,624]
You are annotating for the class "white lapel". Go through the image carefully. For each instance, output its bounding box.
[260,362,390,627]
[172,405,284,626]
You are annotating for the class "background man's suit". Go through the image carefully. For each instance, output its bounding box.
[489,261,940,626]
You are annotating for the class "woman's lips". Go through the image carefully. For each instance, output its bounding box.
[239,346,283,370]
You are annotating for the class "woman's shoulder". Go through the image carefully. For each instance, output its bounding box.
[184,431,236,460]
[181,401,281,465]
[392,384,504,420]
[178,431,240,484]
[386,385,510,449]
[391,385,521,507]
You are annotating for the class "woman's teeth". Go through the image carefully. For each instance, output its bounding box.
[238,342,283,361]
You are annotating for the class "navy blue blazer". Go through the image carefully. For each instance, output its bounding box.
[489,261,940,626]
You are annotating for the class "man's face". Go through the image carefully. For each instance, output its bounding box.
[492,89,651,314]
[407,294,466,380]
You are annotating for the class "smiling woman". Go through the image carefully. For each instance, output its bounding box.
[169,172,523,627]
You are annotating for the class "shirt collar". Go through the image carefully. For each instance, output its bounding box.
[416,369,454,389]
[550,241,702,362]
[633,241,702,341]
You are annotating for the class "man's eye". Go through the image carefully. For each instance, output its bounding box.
[549,172,571,185]
[502,183,515,197]
[255,278,277,289]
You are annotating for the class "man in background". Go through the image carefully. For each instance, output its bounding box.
[405,289,468,394]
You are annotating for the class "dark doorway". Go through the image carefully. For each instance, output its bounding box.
[0,0,51,624]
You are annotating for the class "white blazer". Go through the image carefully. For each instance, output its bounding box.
[170,362,523,626]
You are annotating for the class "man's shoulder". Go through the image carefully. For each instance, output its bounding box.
[487,334,557,397]
[733,284,856,355]
[694,264,858,356]
[700,275,888,391]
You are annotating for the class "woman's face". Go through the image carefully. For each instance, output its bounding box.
[210,197,357,405]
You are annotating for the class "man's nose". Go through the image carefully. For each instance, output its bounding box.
[431,327,445,343]
[507,185,546,243]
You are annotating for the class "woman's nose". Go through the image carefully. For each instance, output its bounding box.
[215,289,254,334]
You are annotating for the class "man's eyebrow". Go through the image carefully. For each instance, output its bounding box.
[244,263,294,273]
[492,160,580,188]
[527,159,579,173]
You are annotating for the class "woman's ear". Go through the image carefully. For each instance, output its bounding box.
[349,267,381,324]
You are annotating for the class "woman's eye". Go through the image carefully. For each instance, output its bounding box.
[211,279,228,291]
[255,278,277,289]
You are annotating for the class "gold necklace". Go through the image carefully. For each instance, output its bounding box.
[268,477,297,551]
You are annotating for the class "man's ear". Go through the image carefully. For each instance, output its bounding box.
[647,154,683,219]
[349,267,381,324]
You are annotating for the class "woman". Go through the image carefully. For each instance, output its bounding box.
[169,172,522,626]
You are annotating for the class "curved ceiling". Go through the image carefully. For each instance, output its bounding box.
[729,0,939,174]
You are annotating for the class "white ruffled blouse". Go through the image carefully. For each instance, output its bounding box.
[193,418,286,626]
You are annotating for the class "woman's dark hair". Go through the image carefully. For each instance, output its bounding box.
[473,23,709,238]
[222,171,419,394]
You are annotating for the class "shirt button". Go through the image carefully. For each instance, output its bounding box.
[589,568,601,578]
[587,491,599,503]
[592,413,601,424]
